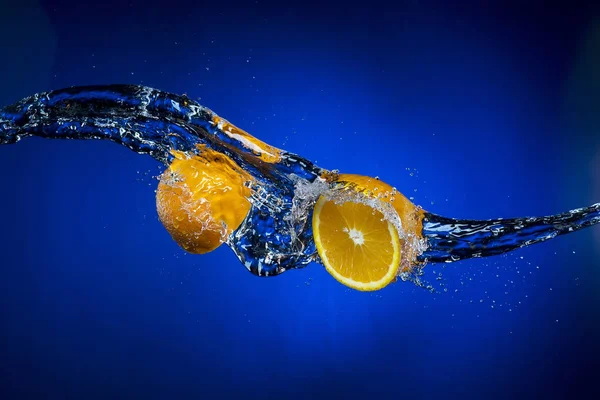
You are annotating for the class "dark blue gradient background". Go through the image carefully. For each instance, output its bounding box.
[1,0,599,399]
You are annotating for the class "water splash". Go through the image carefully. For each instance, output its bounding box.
[1,84,599,289]
[0,84,325,277]
[419,204,600,263]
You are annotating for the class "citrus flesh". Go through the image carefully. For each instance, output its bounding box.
[312,173,424,291]
[312,188,401,291]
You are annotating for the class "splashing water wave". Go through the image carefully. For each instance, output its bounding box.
[2,84,599,288]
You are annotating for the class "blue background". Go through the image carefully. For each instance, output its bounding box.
[1,0,599,398]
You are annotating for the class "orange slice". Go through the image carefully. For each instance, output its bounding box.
[313,173,426,291]
[312,179,402,291]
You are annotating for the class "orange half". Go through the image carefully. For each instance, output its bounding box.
[312,191,401,291]
[156,146,252,254]
[313,173,425,291]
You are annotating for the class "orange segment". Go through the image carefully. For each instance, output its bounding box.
[312,191,401,291]
[156,146,253,254]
